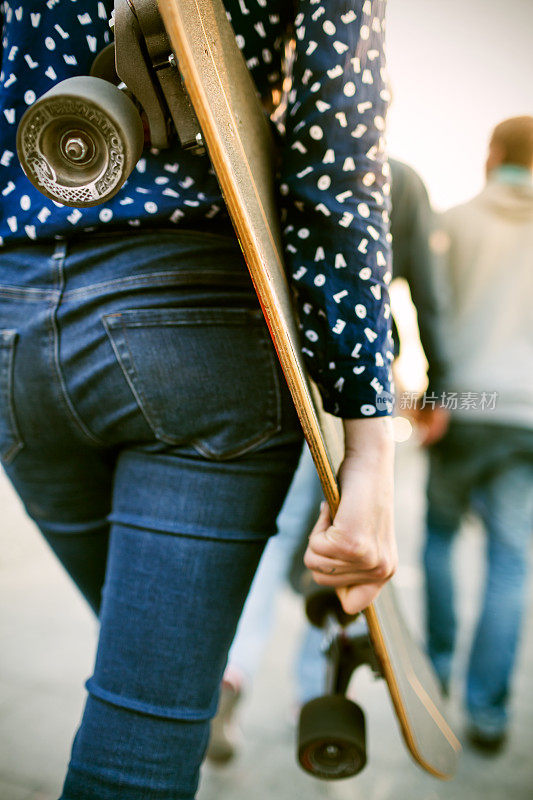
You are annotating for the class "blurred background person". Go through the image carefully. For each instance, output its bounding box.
[421,116,533,753]
[388,158,449,402]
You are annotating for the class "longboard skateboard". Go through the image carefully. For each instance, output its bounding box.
[16,0,461,781]
[157,0,461,780]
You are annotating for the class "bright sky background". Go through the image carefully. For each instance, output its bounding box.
[386,0,533,211]
[385,0,533,398]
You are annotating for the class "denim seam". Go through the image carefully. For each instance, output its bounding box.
[105,317,261,327]
[0,286,59,301]
[0,330,24,463]
[192,316,283,460]
[62,270,251,300]
[101,314,159,439]
[48,251,105,447]
[193,427,278,461]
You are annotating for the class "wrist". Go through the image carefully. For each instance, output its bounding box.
[342,417,394,460]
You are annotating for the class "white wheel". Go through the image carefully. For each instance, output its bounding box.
[17,76,144,207]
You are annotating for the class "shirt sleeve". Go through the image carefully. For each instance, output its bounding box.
[279,0,393,418]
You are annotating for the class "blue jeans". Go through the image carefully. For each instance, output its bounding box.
[424,422,533,734]
[0,232,302,799]
[228,446,322,683]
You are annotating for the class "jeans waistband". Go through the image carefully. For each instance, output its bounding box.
[0,229,250,297]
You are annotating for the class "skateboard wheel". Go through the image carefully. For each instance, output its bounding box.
[297,694,366,780]
[17,76,144,207]
[90,43,119,85]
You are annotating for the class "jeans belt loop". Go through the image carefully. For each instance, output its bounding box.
[52,241,68,261]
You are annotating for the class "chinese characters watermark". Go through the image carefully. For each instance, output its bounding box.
[398,391,499,412]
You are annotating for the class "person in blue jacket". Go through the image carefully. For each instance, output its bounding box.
[0,2,396,797]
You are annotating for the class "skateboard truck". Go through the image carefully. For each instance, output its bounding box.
[297,587,383,780]
[16,0,204,207]
[112,0,202,151]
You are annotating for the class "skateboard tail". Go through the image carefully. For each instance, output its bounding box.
[366,601,461,779]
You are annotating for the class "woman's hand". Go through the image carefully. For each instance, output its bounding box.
[303,417,397,615]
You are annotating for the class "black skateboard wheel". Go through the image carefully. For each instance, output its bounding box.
[297,694,366,780]
[90,43,120,85]
[17,76,144,208]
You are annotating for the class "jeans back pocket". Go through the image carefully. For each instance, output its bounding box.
[0,330,24,464]
[103,306,282,459]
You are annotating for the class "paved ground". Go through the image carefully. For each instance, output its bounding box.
[1,439,532,799]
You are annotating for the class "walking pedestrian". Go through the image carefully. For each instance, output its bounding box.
[422,116,533,753]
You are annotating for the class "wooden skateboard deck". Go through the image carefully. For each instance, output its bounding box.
[158,0,461,778]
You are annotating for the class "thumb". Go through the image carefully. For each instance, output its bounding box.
[337,583,378,616]
[310,500,332,537]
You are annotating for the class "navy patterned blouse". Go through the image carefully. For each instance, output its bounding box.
[0,0,393,418]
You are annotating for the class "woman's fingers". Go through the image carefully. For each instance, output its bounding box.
[304,547,394,584]
[337,583,383,616]
[303,548,354,576]
[307,522,389,574]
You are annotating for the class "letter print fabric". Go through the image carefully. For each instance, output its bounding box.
[280,0,393,416]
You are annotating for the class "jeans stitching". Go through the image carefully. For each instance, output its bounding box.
[49,251,105,447]
[0,330,24,463]
[194,316,283,460]
[102,314,162,440]
[62,270,252,300]
[0,286,59,301]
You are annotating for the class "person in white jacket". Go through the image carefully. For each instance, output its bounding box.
[422,116,533,753]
